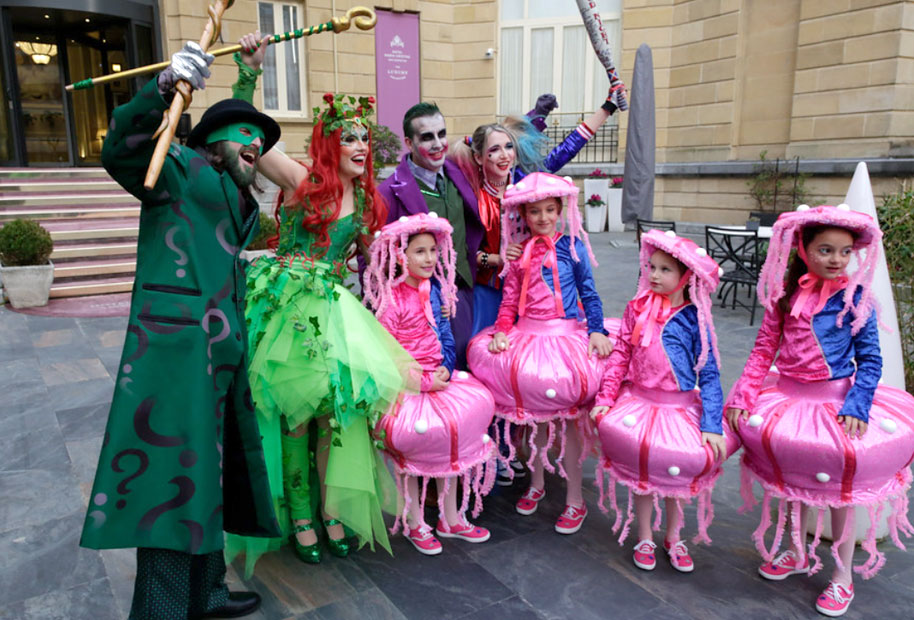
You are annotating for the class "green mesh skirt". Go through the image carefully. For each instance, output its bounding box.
[226,256,417,576]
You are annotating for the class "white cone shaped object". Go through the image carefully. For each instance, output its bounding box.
[844,162,905,390]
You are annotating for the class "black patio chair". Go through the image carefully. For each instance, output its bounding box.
[636,218,676,247]
[705,226,762,325]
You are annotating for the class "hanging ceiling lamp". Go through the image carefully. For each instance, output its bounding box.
[16,41,58,65]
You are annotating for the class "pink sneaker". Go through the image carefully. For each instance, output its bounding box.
[554,504,587,534]
[758,550,809,581]
[663,539,694,573]
[633,539,657,571]
[406,525,442,556]
[815,581,854,617]
[435,519,491,543]
[515,487,545,515]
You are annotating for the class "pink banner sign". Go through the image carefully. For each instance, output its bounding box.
[374,10,420,152]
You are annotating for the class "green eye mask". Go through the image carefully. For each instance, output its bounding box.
[206,122,266,151]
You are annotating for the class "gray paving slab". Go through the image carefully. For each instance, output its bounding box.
[1,230,913,619]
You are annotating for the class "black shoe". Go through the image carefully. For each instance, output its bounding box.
[200,592,262,618]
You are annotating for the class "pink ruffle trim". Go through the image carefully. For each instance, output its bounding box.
[495,417,595,482]
[387,447,497,536]
[595,462,718,546]
[739,460,914,579]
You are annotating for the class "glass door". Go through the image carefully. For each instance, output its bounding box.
[0,42,16,164]
[12,29,70,164]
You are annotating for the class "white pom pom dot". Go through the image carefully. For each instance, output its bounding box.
[516,181,526,190]
[482,434,491,444]
[695,247,707,257]
[545,388,557,399]
[837,203,850,211]
[414,419,428,434]
[816,472,831,483]
[428,211,439,218]
[748,414,764,428]
[796,204,810,211]
[668,466,681,476]
[506,184,515,191]
[622,414,637,427]
[718,267,724,277]
[399,216,408,223]
[374,231,381,238]
[563,176,573,183]
[664,230,677,238]
[457,371,469,380]
[880,419,898,434]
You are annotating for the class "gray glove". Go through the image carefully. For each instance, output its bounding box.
[157,41,215,94]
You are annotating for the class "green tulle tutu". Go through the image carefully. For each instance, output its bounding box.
[226,254,417,577]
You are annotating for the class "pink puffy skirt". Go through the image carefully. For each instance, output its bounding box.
[374,371,497,531]
[467,316,620,479]
[467,317,621,422]
[736,373,914,578]
[594,384,741,544]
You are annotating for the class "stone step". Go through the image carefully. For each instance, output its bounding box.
[51,242,137,261]
[0,179,121,194]
[0,189,135,206]
[45,219,139,242]
[0,167,107,180]
[0,206,140,221]
[49,276,134,298]
[54,259,136,280]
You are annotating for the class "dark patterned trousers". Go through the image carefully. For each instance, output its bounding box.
[128,547,229,620]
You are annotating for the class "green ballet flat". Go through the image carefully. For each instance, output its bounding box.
[291,522,322,564]
[323,519,351,558]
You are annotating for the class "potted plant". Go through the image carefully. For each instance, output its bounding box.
[240,211,277,262]
[0,218,54,308]
[606,176,624,232]
[584,193,607,233]
[583,169,609,232]
[747,151,813,226]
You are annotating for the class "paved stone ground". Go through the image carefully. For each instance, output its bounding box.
[2,230,913,619]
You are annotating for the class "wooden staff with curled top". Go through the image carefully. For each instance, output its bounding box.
[139,4,378,191]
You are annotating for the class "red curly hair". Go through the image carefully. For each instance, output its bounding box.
[268,119,387,262]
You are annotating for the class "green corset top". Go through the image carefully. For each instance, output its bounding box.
[276,207,359,268]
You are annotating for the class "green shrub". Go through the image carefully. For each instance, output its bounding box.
[247,212,276,251]
[878,185,914,387]
[0,219,53,266]
[747,151,814,213]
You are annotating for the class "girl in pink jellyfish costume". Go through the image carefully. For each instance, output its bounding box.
[590,229,740,574]
[726,204,914,617]
[467,172,618,535]
[365,212,497,556]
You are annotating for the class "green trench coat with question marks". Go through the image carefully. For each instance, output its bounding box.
[80,78,280,554]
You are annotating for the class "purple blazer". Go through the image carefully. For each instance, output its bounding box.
[378,156,484,281]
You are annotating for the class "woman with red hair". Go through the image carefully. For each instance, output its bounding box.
[225,34,417,575]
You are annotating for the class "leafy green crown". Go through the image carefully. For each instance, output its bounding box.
[315,93,375,136]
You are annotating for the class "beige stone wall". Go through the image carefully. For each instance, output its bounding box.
[652,174,908,224]
[160,0,497,160]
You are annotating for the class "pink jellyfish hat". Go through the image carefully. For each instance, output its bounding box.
[498,172,595,277]
[757,204,883,334]
[638,229,723,371]
[363,212,458,319]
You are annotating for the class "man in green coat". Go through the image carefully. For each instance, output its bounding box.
[80,42,281,619]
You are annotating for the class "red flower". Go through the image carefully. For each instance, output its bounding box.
[367,96,376,104]
[323,93,334,103]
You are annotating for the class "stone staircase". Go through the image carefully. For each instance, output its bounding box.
[0,167,139,298]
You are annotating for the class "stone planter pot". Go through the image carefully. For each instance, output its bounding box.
[606,187,624,232]
[0,261,54,308]
[583,179,608,233]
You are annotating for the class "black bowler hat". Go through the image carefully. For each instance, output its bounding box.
[186,99,281,153]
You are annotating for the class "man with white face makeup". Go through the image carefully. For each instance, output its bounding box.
[378,103,484,369]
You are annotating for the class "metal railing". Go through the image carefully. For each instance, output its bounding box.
[543,112,619,164]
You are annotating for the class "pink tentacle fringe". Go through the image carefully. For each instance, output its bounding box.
[617,487,635,544]
[556,419,568,479]
[829,507,853,573]
[525,423,539,471]
[673,497,686,544]
[459,472,471,517]
[436,476,449,527]
[693,489,714,545]
[808,508,826,576]
[789,501,804,561]
[738,457,759,514]
[391,471,408,535]
[855,503,887,580]
[541,421,557,475]
[651,494,662,532]
[751,492,775,561]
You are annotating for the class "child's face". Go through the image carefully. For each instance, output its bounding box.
[805,228,855,280]
[648,250,685,295]
[523,197,560,237]
[405,233,438,280]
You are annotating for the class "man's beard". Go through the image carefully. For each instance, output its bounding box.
[210,141,259,190]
